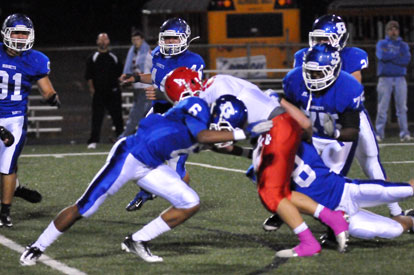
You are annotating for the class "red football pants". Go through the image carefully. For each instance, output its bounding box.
[257,113,302,213]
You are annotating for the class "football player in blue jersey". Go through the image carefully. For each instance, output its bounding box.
[0,14,60,227]
[20,96,273,265]
[210,97,413,251]
[293,14,390,187]
[289,142,414,242]
[122,18,206,211]
[122,17,205,113]
[264,14,402,232]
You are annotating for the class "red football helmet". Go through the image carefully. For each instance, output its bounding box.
[162,67,203,104]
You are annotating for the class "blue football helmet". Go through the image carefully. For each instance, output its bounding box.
[158,18,191,56]
[302,44,342,93]
[210,95,247,147]
[1,13,34,52]
[309,14,349,51]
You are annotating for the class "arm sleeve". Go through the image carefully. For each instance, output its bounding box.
[376,41,397,62]
[337,110,360,129]
[392,42,411,66]
[144,52,153,74]
[122,46,134,75]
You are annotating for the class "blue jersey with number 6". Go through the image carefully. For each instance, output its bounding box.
[126,97,209,167]
[0,43,50,118]
[283,67,364,139]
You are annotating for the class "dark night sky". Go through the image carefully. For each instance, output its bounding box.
[0,0,334,46]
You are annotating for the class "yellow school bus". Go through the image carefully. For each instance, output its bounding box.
[207,0,300,76]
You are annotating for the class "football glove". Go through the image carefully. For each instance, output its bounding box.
[323,113,338,138]
[45,93,61,108]
[0,126,14,147]
[246,120,274,138]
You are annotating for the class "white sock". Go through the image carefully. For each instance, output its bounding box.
[293,222,308,235]
[132,216,171,242]
[313,204,324,218]
[33,221,63,252]
[15,178,20,189]
[388,202,402,216]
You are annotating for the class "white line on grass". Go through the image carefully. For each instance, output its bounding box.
[379,142,414,147]
[20,151,414,165]
[0,234,86,275]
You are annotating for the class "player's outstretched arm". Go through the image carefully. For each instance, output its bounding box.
[196,129,244,144]
[37,76,61,108]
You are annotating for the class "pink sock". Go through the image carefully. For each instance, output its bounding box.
[293,228,321,257]
[319,208,349,236]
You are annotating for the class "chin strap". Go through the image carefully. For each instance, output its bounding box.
[188,36,200,46]
[306,92,313,112]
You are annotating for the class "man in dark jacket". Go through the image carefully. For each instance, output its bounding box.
[85,33,124,149]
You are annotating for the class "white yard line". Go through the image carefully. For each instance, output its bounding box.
[0,234,86,275]
[379,142,414,147]
[20,148,414,166]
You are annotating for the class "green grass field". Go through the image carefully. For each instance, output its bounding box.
[1,141,414,274]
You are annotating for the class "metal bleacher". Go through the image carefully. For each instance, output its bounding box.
[27,95,63,138]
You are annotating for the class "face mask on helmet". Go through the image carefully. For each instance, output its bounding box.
[1,13,35,52]
[158,18,191,56]
[309,14,349,51]
[162,67,203,104]
[302,44,342,92]
[209,95,247,148]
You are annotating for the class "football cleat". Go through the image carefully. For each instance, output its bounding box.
[0,214,12,228]
[319,227,336,246]
[404,209,414,216]
[125,189,156,212]
[335,231,349,253]
[20,244,43,266]
[403,209,414,233]
[14,185,42,203]
[275,240,321,258]
[262,214,284,232]
[121,235,163,262]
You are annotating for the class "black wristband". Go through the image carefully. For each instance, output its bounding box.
[133,74,141,83]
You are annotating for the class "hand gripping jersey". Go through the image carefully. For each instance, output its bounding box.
[125,97,209,167]
[0,43,50,117]
[283,67,364,139]
[294,47,368,74]
[200,75,279,123]
[150,46,205,92]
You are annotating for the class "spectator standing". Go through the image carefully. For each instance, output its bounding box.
[86,33,124,149]
[118,30,152,138]
[375,20,412,142]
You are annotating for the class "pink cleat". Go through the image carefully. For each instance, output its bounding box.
[275,228,321,258]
